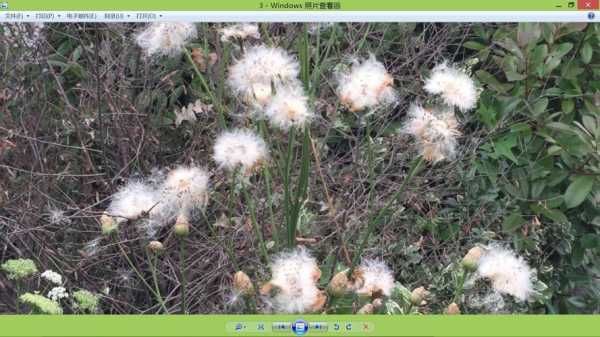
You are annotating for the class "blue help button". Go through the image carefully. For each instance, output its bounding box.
[292,319,308,336]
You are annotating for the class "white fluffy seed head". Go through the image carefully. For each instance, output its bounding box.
[135,22,197,57]
[213,129,269,174]
[336,55,396,112]
[265,84,313,130]
[424,63,478,112]
[353,259,395,297]
[476,246,534,302]
[267,247,325,314]
[227,45,300,107]
[219,23,260,42]
[41,270,62,285]
[162,166,210,215]
[107,181,161,223]
[403,104,460,163]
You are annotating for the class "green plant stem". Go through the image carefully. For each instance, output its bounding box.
[241,181,269,263]
[182,47,226,129]
[15,281,20,314]
[349,155,425,273]
[147,252,167,314]
[283,128,297,247]
[288,128,312,248]
[223,170,241,271]
[179,238,187,314]
[257,120,277,247]
[114,237,168,312]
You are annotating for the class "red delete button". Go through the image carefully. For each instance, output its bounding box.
[578,0,599,9]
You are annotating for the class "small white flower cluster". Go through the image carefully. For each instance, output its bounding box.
[1,23,45,49]
[213,129,269,174]
[336,55,396,112]
[105,165,210,237]
[474,246,534,302]
[265,248,326,314]
[353,259,396,297]
[219,23,260,42]
[47,286,68,302]
[403,105,460,162]
[135,22,197,57]
[403,62,478,163]
[41,270,62,285]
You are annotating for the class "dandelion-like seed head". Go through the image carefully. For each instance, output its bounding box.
[353,259,395,298]
[403,104,460,163]
[227,45,300,107]
[106,181,161,223]
[265,84,313,130]
[476,246,534,301]
[219,23,260,42]
[424,63,478,112]
[162,165,210,214]
[266,247,326,313]
[213,129,269,174]
[135,22,197,57]
[336,54,396,112]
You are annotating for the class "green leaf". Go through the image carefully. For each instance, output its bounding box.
[564,175,595,208]
[517,23,541,48]
[561,99,575,114]
[581,42,593,64]
[581,234,600,249]
[552,42,574,58]
[532,98,549,117]
[503,213,526,232]
[476,70,512,94]
[493,134,519,164]
[505,71,526,82]
[463,41,486,51]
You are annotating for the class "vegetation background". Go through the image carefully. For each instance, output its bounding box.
[0,22,599,314]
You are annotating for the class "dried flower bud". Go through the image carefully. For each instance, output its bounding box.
[147,241,164,253]
[357,303,374,314]
[446,302,461,315]
[259,282,280,297]
[100,213,118,236]
[410,286,430,306]
[462,246,483,272]
[372,298,383,309]
[311,291,327,312]
[328,271,349,297]
[233,271,254,297]
[173,215,190,237]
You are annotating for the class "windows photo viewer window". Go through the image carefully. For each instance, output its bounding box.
[0,1,599,337]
